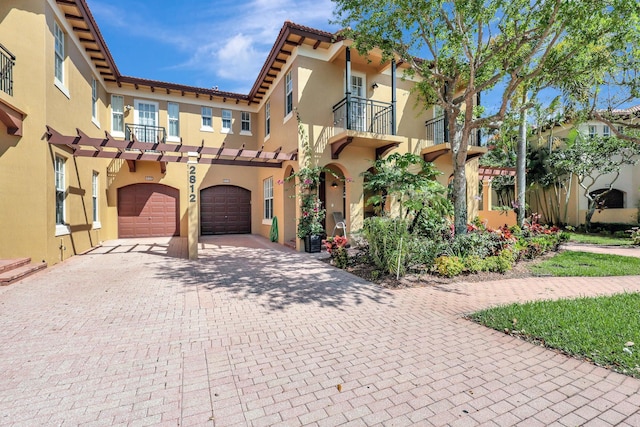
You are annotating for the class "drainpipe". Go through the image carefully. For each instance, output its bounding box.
[345,47,351,130]
[391,59,397,135]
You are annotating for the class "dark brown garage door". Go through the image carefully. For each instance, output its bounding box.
[200,185,251,235]
[118,184,179,238]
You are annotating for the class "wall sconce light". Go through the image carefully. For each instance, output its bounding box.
[371,82,379,89]
[125,105,133,111]
[331,181,339,189]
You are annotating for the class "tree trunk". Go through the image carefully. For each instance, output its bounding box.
[451,123,468,235]
[516,102,527,227]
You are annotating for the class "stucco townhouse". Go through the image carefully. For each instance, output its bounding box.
[0,0,488,278]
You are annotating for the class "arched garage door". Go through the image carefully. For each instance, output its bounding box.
[200,185,251,235]
[118,184,179,238]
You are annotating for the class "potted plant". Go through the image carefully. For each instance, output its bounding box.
[287,112,327,253]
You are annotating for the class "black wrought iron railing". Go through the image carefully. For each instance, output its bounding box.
[0,43,15,96]
[125,124,166,144]
[425,116,482,147]
[332,96,394,135]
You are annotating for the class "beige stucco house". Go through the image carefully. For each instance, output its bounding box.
[528,106,640,227]
[0,0,487,270]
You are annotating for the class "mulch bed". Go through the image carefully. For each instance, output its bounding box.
[322,248,556,290]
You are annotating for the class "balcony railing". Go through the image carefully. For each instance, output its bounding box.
[0,43,15,96]
[125,124,166,144]
[333,96,394,135]
[425,116,482,147]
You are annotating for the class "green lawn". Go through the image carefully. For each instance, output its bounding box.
[568,232,633,246]
[530,251,640,276]
[469,293,640,378]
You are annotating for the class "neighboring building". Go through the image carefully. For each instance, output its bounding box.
[528,107,640,226]
[0,0,486,267]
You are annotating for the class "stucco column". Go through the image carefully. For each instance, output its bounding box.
[187,153,199,260]
[482,179,492,211]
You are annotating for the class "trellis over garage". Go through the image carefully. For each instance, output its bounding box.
[46,127,298,259]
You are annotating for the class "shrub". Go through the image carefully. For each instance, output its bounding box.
[362,217,409,274]
[434,256,464,277]
[464,255,484,273]
[627,227,640,245]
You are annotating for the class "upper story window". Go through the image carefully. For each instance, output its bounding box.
[263,177,274,220]
[168,102,180,141]
[285,71,293,116]
[221,109,232,133]
[111,95,124,136]
[588,125,597,138]
[53,21,69,98]
[201,106,213,131]
[241,111,251,135]
[603,125,610,138]
[91,77,99,125]
[265,100,271,137]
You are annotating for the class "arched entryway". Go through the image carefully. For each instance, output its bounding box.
[200,185,251,235]
[117,183,179,238]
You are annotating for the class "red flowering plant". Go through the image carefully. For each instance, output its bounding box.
[322,235,349,268]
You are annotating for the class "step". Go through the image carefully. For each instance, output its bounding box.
[0,258,31,274]
[0,262,47,285]
[284,240,296,250]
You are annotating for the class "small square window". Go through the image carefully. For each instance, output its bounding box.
[241,112,251,133]
[111,95,124,135]
[168,102,180,139]
[201,106,213,130]
[222,109,232,133]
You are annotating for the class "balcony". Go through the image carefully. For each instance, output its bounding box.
[422,116,486,162]
[125,123,166,144]
[333,96,393,134]
[329,96,402,159]
[0,43,15,96]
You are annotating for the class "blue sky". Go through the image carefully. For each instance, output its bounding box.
[86,0,340,95]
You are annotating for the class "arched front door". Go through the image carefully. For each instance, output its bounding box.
[200,185,251,235]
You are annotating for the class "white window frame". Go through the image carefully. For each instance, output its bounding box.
[92,171,101,229]
[201,106,213,132]
[221,109,233,134]
[54,21,70,98]
[285,71,293,118]
[240,111,252,135]
[111,95,124,137]
[91,77,99,127]
[588,125,597,138]
[347,71,367,131]
[55,156,70,236]
[133,100,159,143]
[602,125,610,138]
[167,102,180,142]
[617,125,625,135]
[263,176,274,223]
[265,100,271,141]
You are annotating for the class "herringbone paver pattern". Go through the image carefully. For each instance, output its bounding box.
[1,236,639,426]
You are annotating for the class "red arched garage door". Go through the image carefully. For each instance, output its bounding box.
[200,185,251,235]
[118,184,180,238]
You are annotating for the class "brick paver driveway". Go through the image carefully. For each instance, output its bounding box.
[1,236,640,426]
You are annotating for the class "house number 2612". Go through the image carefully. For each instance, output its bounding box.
[189,165,196,203]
